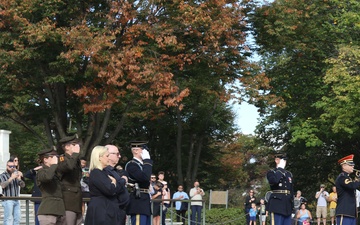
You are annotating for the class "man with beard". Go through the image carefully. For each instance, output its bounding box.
[0,159,25,225]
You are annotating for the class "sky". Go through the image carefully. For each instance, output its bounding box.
[232,102,259,135]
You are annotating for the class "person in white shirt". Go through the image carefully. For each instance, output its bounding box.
[189,181,205,225]
[315,184,329,225]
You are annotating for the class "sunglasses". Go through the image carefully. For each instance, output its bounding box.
[8,165,16,168]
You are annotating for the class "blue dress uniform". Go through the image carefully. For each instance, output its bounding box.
[125,142,153,225]
[266,153,294,225]
[335,154,360,225]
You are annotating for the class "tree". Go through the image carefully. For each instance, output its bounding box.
[247,0,360,195]
[0,0,248,159]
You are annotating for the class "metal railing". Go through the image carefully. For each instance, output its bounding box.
[150,198,205,225]
[0,196,205,225]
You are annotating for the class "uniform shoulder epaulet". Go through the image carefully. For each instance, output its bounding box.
[59,154,65,162]
[125,159,142,171]
[269,169,277,173]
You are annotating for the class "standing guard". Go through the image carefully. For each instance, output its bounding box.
[266,152,294,225]
[125,141,153,225]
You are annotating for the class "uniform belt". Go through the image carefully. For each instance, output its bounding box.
[139,189,149,193]
[272,190,291,194]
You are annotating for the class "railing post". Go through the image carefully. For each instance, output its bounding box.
[26,199,30,225]
[187,201,191,225]
[202,200,205,225]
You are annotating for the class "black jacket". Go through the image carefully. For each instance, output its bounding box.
[266,167,294,216]
[125,158,153,216]
[335,172,360,217]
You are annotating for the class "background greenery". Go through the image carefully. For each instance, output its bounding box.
[0,0,358,214]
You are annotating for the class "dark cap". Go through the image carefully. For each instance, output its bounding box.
[38,146,58,156]
[59,134,79,144]
[130,141,148,149]
[274,152,287,160]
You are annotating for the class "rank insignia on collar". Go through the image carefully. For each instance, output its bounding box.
[59,155,65,162]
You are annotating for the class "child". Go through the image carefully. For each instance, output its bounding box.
[249,202,258,225]
[258,198,267,225]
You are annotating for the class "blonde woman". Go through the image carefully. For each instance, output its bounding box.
[84,146,121,225]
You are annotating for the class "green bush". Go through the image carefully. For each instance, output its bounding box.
[205,208,246,225]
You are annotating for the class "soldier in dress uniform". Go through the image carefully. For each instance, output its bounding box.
[57,134,83,225]
[266,152,294,225]
[125,141,153,225]
[36,147,66,224]
[335,154,360,225]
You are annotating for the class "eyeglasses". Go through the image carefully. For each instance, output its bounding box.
[151,177,156,179]
[109,152,120,156]
[7,165,16,168]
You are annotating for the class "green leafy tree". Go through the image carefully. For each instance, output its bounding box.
[247,0,360,196]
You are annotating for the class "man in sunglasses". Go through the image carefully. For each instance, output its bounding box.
[0,159,25,225]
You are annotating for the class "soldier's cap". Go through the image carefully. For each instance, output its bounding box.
[130,141,148,149]
[338,154,355,166]
[38,146,58,157]
[59,134,79,144]
[274,152,287,160]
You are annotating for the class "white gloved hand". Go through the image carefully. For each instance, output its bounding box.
[141,149,151,160]
[278,159,286,169]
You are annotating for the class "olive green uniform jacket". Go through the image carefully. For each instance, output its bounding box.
[57,152,82,213]
[36,164,65,216]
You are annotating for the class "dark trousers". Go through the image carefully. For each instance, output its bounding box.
[191,205,202,225]
[34,202,40,225]
[176,210,187,224]
[337,215,356,225]
[131,214,151,225]
[245,208,251,225]
[269,212,291,225]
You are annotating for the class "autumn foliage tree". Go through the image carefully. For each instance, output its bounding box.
[0,0,249,161]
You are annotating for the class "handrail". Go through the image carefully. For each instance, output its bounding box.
[0,196,205,225]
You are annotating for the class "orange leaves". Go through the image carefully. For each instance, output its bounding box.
[155,35,178,48]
